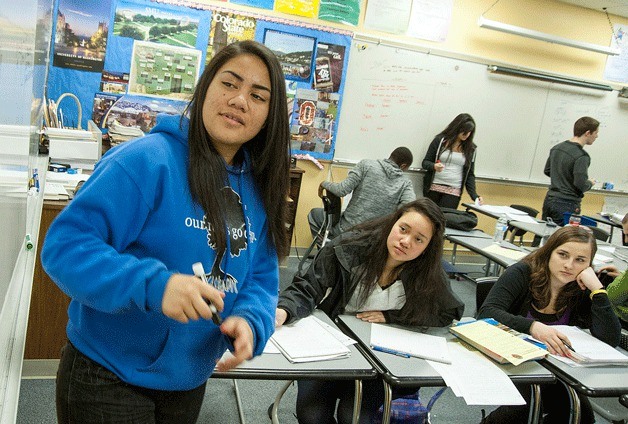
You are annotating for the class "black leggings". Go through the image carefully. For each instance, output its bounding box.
[426,190,461,209]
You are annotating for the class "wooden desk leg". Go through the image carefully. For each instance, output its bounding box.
[528,384,541,424]
[352,379,362,424]
[271,380,293,424]
[382,381,393,424]
[563,383,581,424]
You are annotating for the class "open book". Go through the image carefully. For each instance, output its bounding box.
[270,315,351,363]
[450,319,547,366]
[549,325,628,367]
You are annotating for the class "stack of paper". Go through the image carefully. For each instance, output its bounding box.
[270,316,351,363]
[44,182,70,200]
[550,325,628,367]
[370,323,451,363]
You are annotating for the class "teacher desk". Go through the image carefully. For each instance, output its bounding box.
[335,315,554,424]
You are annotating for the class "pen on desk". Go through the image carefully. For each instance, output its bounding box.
[192,262,222,326]
[371,345,411,358]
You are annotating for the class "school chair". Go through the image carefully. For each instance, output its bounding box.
[584,225,610,243]
[474,276,498,313]
[588,396,628,424]
[296,190,341,275]
[506,204,539,246]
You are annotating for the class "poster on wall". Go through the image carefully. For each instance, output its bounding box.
[312,42,345,93]
[263,29,316,82]
[206,11,256,64]
[230,0,274,10]
[318,0,361,26]
[103,94,185,136]
[52,0,111,71]
[92,92,122,127]
[290,88,338,154]
[274,0,320,19]
[100,71,129,94]
[128,41,201,100]
[113,1,200,49]
[604,24,628,83]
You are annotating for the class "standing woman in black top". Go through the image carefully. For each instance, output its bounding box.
[422,113,483,208]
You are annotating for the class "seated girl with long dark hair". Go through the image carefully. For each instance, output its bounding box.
[275,198,464,424]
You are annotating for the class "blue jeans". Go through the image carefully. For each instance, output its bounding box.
[542,195,581,226]
[56,342,206,424]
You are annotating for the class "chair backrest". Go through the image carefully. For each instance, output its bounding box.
[585,225,610,242]
[510,204,539,218]
[475,276,498,312]
[509,204,539,239]
[322,192,342,227]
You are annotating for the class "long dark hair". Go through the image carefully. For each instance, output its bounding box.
[344,198,448,323]
[439,113,476,165]
[524,226,597,313]
[185,40,290,258]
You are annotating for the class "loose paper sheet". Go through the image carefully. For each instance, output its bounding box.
[482,244,528,261]
[370,323,451,363]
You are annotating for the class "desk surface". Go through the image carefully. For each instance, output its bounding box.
[336,315,554,388]
[589,213,622,229]
[445,235,528,269]
[542,355,628,398]
[213,310,376,381]
[445,227,492,239]
[508,221,557,238]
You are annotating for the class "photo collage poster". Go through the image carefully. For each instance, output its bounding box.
[46,0,351,160]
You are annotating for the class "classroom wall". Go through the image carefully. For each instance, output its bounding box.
[277,0,628,248]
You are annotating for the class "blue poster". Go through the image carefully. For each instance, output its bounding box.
[230,0,275,10]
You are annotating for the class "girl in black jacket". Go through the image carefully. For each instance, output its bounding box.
[276,198,464,424]
[478,225,620,423]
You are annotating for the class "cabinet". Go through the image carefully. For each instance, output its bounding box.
[25,169,304,359]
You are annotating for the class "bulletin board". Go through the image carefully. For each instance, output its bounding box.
[45,0,352,160]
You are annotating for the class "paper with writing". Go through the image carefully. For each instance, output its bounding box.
[370,323,451,363]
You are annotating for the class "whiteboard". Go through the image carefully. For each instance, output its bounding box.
[334,40,628,191]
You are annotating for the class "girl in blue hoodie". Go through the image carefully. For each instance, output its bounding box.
[42,40,291,423]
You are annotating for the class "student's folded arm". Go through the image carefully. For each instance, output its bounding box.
[589,294,621,347]
[277,245,340,325]
[400,182,417,205]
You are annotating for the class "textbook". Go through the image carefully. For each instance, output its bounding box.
[449,319,547,366]
[549,325,628,367]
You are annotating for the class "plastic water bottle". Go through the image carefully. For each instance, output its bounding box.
[493,216,508,243]
[540,219,558,247]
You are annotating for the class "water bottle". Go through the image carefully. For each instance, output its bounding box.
[540,219,558,247]
[493,216,508,243]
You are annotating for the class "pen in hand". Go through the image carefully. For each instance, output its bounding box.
[192,262,222,326]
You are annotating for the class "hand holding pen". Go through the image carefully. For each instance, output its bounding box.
[161,268,224,324]
[530,322,573,357]
[192,262,224,326]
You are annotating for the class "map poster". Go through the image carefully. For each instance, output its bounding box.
[128,41,201,100]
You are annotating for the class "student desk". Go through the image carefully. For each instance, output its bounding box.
[444,227,491,267]
[541,354,628,424]
[212,310,377,424]
[461,202,503,220]
[588,213,623,243]
[335,315,554,424]
[445,234,529,276]
[507,220,556,240]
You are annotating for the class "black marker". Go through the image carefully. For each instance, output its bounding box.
[192,262,222,326]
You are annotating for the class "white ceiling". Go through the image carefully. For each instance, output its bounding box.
[557,0,628,18]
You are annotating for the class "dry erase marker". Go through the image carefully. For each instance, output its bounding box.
[192,262,222,326]
[25,234,33,250]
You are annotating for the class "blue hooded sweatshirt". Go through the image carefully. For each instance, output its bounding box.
[41,114,279,390]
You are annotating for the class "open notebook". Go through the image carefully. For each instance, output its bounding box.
[270,315,352,363]
[549,325,628,367]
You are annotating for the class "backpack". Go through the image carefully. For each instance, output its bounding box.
[373,387,447,424]
[441,208,478,231]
